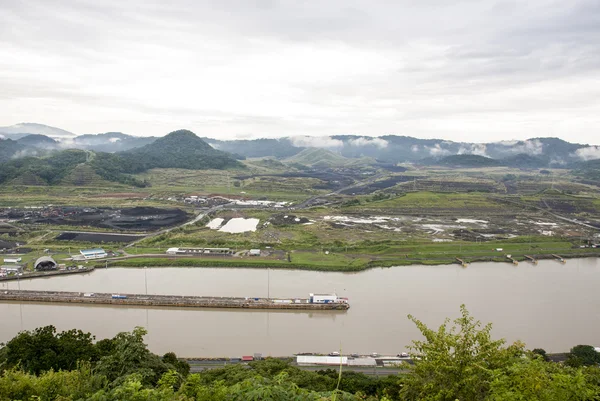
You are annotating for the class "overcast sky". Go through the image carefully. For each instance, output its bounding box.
[1,0,599,143]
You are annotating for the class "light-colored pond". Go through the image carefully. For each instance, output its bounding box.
[218,218,259,233]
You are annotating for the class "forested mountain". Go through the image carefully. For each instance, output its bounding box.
[0,149,146,187]
[421,154,503,168]
[2,122,599,176]
[0,138,25,163]
[204,137,303,158]
[16,134,59,149]
[126,130,242,170]
[0,131,242,187]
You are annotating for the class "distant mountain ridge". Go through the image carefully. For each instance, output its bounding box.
[0,123,76,139]
[1,122,599,166]
[73,132,157,152]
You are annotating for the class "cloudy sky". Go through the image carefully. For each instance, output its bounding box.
[1,0,599,143]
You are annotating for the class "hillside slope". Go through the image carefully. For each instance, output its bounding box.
[284,148,350,167]
[126,130,241,170]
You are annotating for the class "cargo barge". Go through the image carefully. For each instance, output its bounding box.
[0,290,350,311]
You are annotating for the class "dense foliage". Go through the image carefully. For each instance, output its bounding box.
[0,138,26,163]
[125,130,242,171]
[0,149,147,187]
[1,307,600,400]
[0,131,241,187]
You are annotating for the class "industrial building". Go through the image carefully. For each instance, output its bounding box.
[34,256,57,271]
[79,248,108,259]
[166,247,233,255]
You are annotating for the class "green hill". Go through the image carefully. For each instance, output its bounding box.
[285,148,356,168]
[61,164,114,187]
[424,154,503,168]
[126,130,242,170]
[0,131,243,188]
[501,153,548,168]
[16,134,58,148]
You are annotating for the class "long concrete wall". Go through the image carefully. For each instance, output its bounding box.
[0,290,350,311]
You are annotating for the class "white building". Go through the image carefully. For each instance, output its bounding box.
[309,293,338,304]
[296,355,348,366]
[249,249,261,256]
[3,257,22,263]
[166,247,231,255]
[79,248,108,259]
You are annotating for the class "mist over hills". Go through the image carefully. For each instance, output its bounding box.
[0,123,76,139]
[1,123,600,171]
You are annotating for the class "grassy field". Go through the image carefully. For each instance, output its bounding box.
[96,235,600,272]
[361,192,502,209]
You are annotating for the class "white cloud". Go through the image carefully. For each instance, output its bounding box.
[427,144,451,156]
[575,146,600,160]
[0,1,599,143]
[495,140,519,146]
[458,143,489,157]
[348,137,388,148]
[290,136,343,149]
[512,139,544,155]
[411,145,420,152]
[0,134,5,139]
[11,149,39,159]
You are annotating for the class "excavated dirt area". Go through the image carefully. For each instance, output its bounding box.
[1,206,189,231]
[55,232,145,243]
[317,213,595,242]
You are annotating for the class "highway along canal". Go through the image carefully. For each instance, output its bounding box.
[1,258,599,357]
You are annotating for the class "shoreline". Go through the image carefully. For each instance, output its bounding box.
[102,252,600,272]
[3,254,598,282]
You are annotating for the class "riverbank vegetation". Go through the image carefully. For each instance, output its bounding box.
[2,306,600,400]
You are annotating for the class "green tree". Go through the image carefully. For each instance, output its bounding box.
[94,327,171,386]
[162,352,190,377]
[531,348,550,362]
[1,326,96,374]
[566,345,600,367]
[400,304,524,401]
[488,357,597,400]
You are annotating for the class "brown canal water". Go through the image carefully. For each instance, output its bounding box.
[1,258,599,357]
